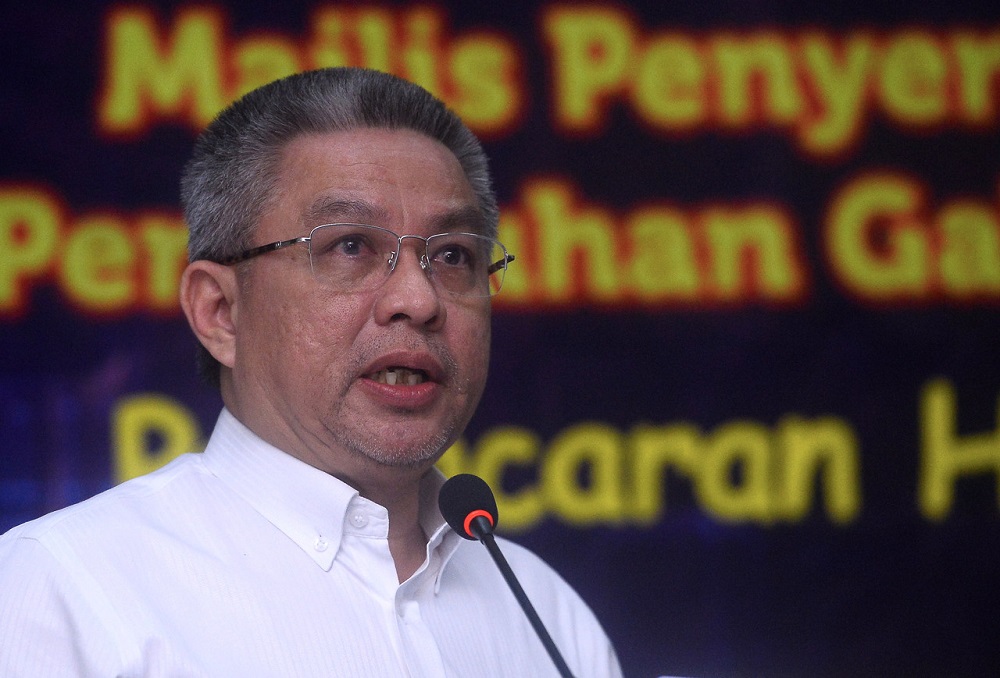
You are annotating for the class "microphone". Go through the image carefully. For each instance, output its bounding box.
[438,474,575,678]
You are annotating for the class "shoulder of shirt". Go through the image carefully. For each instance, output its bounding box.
[0,453,209,544]
[454,534,611,638]
[465,533,576,593]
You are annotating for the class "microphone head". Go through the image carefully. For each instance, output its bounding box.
[438,473,499,540]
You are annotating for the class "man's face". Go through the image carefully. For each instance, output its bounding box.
[224,128,491,482]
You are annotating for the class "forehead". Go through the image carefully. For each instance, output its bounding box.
[266,128,482,235]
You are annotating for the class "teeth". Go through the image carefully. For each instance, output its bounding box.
[373,367,426,385]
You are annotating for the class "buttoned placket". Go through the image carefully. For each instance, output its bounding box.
[335,496,448,676]
[392,548,448,677]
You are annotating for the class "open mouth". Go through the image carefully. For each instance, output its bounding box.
[369,367,429,386]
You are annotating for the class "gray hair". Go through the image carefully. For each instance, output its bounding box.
[180,67,498,387]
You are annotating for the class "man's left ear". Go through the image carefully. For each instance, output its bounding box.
[179,260,239,369]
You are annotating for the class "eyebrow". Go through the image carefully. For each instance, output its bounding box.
[305,197,387,226]
[429,205,487,234]
[306,197,485,234]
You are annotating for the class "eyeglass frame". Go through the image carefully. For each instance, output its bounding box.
[210,222,515,296]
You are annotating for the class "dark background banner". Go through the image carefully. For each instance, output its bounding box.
[3,2,999,677]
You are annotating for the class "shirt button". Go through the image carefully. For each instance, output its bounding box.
[350,512,369,528]
[314,537,329,552]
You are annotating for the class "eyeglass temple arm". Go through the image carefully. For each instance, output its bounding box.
[215,237,309,265]
[487,254,515,276]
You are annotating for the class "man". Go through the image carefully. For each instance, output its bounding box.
[0,68,622,676]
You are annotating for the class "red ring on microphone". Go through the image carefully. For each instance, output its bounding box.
[463,509,494,538]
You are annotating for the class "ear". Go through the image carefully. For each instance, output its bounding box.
[179,260,239,369]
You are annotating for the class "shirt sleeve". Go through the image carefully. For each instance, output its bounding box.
[0,532,120,677]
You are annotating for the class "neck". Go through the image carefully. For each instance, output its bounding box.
[220,398,436,582]
[355,469,431,583]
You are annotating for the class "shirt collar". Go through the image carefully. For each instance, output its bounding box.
[200,408,462,576]
[418,469,465,593]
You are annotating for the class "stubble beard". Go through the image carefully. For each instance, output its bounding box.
[329,336,484,470]
[325,371,483,470]
[335,421,459,469]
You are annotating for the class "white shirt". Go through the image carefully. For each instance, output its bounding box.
[0,409,622,677]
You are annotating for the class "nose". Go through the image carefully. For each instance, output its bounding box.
[373,242,445,329]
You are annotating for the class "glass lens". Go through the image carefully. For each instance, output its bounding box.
[307,223,396,292]
[306,224,509,296]
[426,233,507,297]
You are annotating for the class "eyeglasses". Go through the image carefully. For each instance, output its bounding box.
[214,223,515,297]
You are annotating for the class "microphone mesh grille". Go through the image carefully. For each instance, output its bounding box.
[438,473,499,539]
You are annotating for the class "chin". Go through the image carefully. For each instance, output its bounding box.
[348,428,456,470]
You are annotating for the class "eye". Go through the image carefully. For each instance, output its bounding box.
[335,235,368,256]
[431,241,476,269]
[315,229,379,259]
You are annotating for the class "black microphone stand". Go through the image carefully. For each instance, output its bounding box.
[469,515,576,678]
